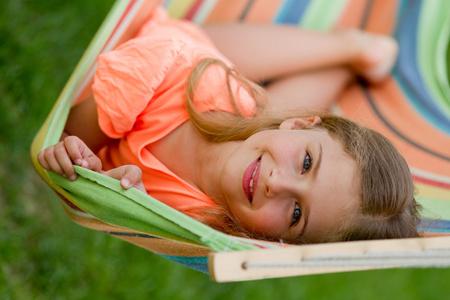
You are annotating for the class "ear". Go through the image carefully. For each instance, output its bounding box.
[279,116,322,130]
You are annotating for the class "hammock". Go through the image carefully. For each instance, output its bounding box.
[30,0,450,282]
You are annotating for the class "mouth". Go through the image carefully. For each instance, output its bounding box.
[242,155,262,203]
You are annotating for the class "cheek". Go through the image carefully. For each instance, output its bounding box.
[238,207,287,238]
[221,160,245,204]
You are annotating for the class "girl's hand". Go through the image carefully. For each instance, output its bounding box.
[38,136,145,193]
[38,135,102,181]
[102,165,146,194]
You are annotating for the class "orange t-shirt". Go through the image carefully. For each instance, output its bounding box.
[92,8,256,212]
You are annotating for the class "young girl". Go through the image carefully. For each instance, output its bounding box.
[38,7,420,244]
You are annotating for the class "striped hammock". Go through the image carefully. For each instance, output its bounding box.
[30,0,450,282]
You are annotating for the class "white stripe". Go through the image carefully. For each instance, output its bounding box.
[103,0,146,53]
[411,167,450,184]
[192,0,218,25]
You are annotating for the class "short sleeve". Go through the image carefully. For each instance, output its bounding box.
[194,64,257,117]
[92,37,186,138]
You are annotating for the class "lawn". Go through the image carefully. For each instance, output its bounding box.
[1,0,450,299]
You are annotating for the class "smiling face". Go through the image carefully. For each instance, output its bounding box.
[219,122,360,244]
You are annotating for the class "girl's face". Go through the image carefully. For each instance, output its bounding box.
[220,118,360,243]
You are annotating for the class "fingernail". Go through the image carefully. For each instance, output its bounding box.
[69,175,77,181]
[75,159,82,165]
[81,160,89,168]
[121,178,130,189]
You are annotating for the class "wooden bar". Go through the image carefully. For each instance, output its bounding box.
[209,236,450,282]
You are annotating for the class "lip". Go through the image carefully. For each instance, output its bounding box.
[242,156,262,203]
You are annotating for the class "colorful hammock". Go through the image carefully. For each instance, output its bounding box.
[30,0,450,282]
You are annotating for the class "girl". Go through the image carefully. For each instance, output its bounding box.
[38,7,420,244]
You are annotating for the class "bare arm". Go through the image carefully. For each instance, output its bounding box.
[203,24,397,111]
[202,24,363,83]
[64,96,112,153]
[38,96,111,180]
[38,97,145,192]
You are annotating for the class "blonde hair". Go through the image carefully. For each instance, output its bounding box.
[183,58,421,243]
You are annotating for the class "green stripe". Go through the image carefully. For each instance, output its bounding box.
[447,32,450,86]
[43,0,131,150]
[51,166,258,251]
[299,0,349,31]
[417,196,450,221]
[435,15,450,103]
[417,0,450,117]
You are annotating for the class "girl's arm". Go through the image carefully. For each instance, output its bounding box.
[38,96,145,192]
[202,24,396,84]
[202,24,360,82]
[64,95,112,154]
[38,96,110,180]
[203,24,397,111]
[38,97,104,176]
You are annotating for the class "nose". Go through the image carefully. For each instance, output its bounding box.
[265,168,299,198]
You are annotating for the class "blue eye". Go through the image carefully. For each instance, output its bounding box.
[292,203,302,224]
[302,153,312,174]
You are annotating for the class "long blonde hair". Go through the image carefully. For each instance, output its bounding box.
[183,58,420,243]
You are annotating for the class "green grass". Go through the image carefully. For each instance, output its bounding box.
[1,0,450,299]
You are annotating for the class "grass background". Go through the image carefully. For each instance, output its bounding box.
[1,0,450,299]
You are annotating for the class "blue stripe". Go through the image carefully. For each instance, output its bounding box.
[362,81,450,162]
[105,231,161,239]
[419,219,450,233]
[106,231,210,273]
[393,0,450,134]
[397,0,410,19]
[160,255,209,274]
[274,0,311,25]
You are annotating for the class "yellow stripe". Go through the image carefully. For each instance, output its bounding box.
[416,182,450,201]
[167,0,197,19]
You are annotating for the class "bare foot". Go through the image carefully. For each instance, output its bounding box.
[341,29,399,84]
[337,29,398,84]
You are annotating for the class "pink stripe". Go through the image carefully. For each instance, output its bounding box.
[413,175,450,190]
[184,0,205,20]
[76,0,139,104]
[103,0,138,52]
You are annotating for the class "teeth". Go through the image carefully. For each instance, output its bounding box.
[249,159,260,196]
